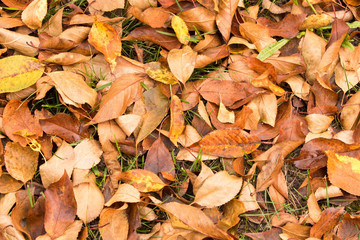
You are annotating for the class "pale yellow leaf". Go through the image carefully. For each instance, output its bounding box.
[116,114,141,137]
[171,15,190,45]
[105,183,141,206]
[21,0,47,29]
[74,139,103,169]
[167,46,197,84]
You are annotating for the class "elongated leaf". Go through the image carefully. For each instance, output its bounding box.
[257,38,290,61]
[190,128,260,158]
[0,55,44,93]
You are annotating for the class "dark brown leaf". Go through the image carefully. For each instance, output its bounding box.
[145,138,175,176]
[310,207,345,239]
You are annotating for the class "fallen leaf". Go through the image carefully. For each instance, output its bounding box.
[0,215,25,240]
[239,22,277,52]
[27,196,46,240]
[190,128,260,158]
[340,90,360,130]
[92,73,143,124]
[0,192,16,215]
[193,171,243,208]
[239,182,259,212]
[44,172,77,239]
[310,207,344,239]
[308,193,321,223]
[115,114,142,136]
[169,95,185,146]
[305,114,334,134]
[39,113,90,143]
[5,142,39,183]
[281,222,310,239]
[326,151,360,196]
[145,137,175,176]
[74,139,103,169]
[171,15,190,45]
[74,182,104,223]
[99,204,129,240]
[21,0,47,29]
[130,6,170,29]
[87,0,125,11]
[216,0,240,41]
[119,169,166,192]
[40,8,63,37]
[244,228,282,240]
[88,19,122,70]
[40,141,75,188]
[0,174,23,194]
[0,28,40,56]
[178,6,216,33]
[167,46,197,84]
[299,14,332,30]
[123,26,181,50]
[105,184,140,206]
[218,101,235,123]
[153,200,233,240]
[246,92,277,127]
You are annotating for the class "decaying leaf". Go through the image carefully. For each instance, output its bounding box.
[169,95,185,146]
[119,169,166,192]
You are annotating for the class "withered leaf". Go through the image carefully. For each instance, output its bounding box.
[310,207,345,239]
[190,128,260,158]
[169,95,185,146]
[145,137,175,176]
[167,46,197,84]
[99,204,129,240]
[44,172,77,239]
[178,6,216,33]
[216,0,240,41]
[3,99,43,147]
[4,142,39,183]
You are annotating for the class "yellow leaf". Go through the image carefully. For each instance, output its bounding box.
[169,95,185,146]
[88,19,122,70]
[0,55,44,93]
[145,62,178,85]
[119,169,166,192]
[171,15,190,45]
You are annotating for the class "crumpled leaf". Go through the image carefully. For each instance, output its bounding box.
[0,55,44,93]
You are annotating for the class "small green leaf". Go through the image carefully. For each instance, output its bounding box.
[256,38,290,61]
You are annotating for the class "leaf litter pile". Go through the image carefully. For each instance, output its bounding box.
[2,0,360,239]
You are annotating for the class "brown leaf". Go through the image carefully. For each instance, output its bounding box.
[169,95,185,146]
[217,199,246,231]
[336,213,360,239]
[0,28,40,56]
[39,113,90,143]
[195,44,229,68]
[167,46,197,84]
[193,171,243,208]
[88,19,122,70]
[341,91,360,130]
[119,169,166,192]
[239,22,277,52]
[92,73,143,124]
[281,223,310,239]
[123,26,182,50]
[99,204,129,240]
[27,196,46,240]
[292,138,360,169]
[198,79,263,108]
[74,182,104,223]
[21,0,47,29]
[3,99,43,147]
[154,200,233,240]
[254,140,304,191]
[11,189,33,239]
[1,0,31,9]
[145,138,175,176]
[216,0,240,41]
[87,0,125,11]
[326,151,360,196]
[190,128,260,158]
[5,142,39,183]
[257,14,306,38]
[0,174,23,194]
[44,172,77,239]
[310,207,345,239]
[40,8,63,37]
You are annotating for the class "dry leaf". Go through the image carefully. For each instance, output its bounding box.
[216,0,240,41]
[145,137,175,176]
[99,204,129,240]
[0,28,40,56]
[0,215,26,240]
[194,171,243,208]
[5,142,38,183]
[119,169,166,192]
[88,19,122,70]
[190,128,260,158]
[167,46,197,84]
[171,15,190,45]
[340,91,360,130]
[21,0,47,29]
[74,182,104,223]
[105,184,140,206]
[87,0,125,11]
[169,95,185,146]
[74,139,103,169]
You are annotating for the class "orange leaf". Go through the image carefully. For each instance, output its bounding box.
[169,95,185,146]
[88,19,122,70]
[326,151,360,196]
[119,169,166,192]
[190,128,260,158]
[167,46,197,84]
